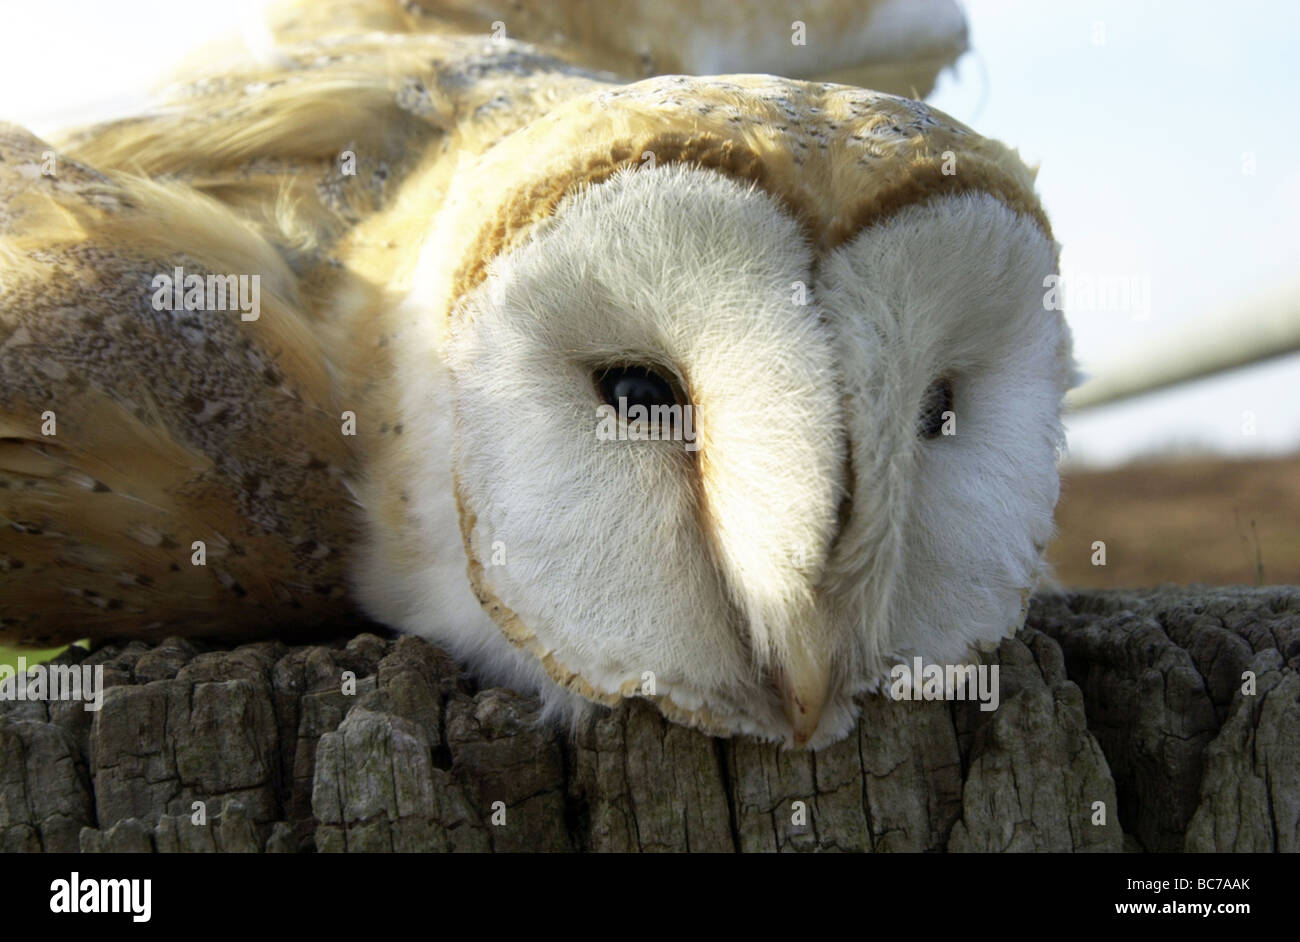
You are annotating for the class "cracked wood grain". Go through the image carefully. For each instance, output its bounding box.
[1,587,1295,852]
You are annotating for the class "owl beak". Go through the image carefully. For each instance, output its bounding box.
[776,654,830,747]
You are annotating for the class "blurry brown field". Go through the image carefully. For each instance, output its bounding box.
[1048,452,1300,588]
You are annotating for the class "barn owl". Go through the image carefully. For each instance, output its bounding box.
[0,0,1073,748]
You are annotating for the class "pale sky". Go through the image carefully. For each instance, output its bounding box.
[929,0,1300,465]
[2,0,1297,468]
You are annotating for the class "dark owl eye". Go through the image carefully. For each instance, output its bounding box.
[596,365,678,411]
[917,376,954,439]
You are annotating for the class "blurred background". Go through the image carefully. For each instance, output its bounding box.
[0,0,1296,632]
[926,0,1300,587]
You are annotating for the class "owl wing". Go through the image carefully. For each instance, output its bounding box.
[4,26,621,645]
[273,0,968,98]
[0,124,361,645]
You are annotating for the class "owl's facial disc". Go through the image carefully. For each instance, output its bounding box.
[443,162,1071,749]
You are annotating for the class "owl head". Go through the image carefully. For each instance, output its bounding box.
[368,76,1074,749]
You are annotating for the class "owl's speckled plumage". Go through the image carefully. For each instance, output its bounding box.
[1,0,1071,748]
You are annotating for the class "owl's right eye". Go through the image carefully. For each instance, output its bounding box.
[917,376,954,439]
[595,365,679,411]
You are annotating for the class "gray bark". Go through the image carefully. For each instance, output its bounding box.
[1,587,1295,852]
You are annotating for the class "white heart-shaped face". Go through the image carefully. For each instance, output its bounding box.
[381,162,1071,749]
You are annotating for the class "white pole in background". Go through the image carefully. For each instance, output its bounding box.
[1067,281,1300,411]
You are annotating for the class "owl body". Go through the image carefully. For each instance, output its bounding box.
[0,2,1072,748]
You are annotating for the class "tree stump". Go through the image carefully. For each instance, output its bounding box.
[1,587,1295,852]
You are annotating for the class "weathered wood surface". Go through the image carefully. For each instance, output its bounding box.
[1,587,1295,852]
